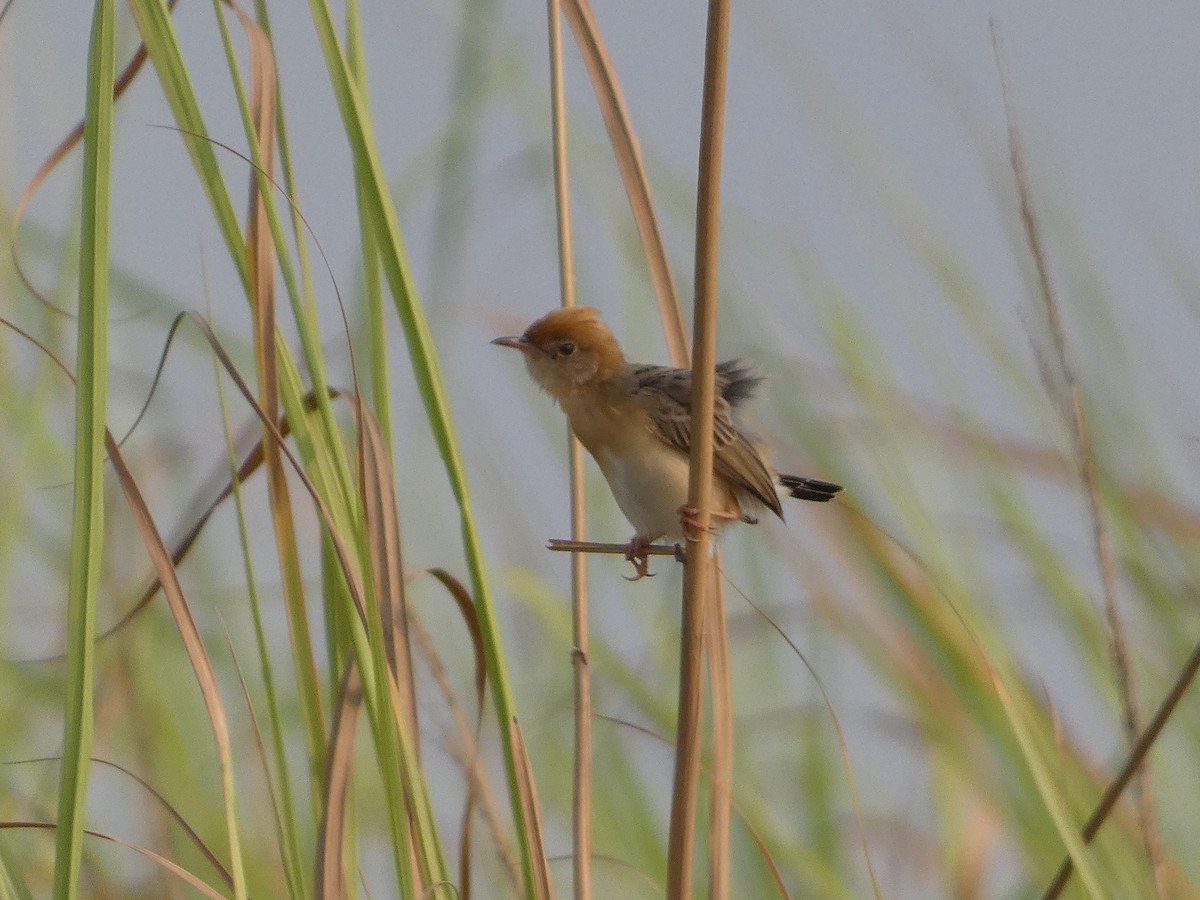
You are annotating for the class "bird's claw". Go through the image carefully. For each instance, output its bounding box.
[623,535,658,580]
[677,504,736,542]
[676,505,713,542]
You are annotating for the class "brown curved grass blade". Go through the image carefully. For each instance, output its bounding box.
[316,662,363,900]
[424,568,487,724]
[407,572,519,897]
[105,429,249,897]
[358,401,418,740]
[0,822,227,898]
[7,0,182,314]
[561,0,687,362]
[509,718,554,900]
[8,756,236,890]
[9,313,333,659]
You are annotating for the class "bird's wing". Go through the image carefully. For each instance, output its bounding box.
[632,363,782,517]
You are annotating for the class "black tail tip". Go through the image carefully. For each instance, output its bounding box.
[779,474,843,503]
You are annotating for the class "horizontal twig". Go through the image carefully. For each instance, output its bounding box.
[547,539,684,560]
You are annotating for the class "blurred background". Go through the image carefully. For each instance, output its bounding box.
[3,1,1200,897]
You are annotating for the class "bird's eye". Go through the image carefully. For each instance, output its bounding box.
[557,342,576,357]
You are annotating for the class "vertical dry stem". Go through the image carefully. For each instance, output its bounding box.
[666,0,731,896]
[546,0,591,896]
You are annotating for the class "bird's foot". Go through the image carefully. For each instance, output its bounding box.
[623,534,659,581]
[676,505,737,542]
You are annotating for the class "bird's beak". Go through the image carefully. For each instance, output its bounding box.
[491,335,533,353]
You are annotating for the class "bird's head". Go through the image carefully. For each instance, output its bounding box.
[492,306,625,399]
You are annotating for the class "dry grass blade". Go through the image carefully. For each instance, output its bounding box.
[705,559,732,900]
[316,663,364,900]
[0,823,227,898]
[992,24,1163,893]
[183,311,371,619]
[406,599,520,895]
[744,828,792,900]
[105,434,247,897]
[561,0,687,362]
[104,394,327,645]
[7,755,238,889]
[359,399,419,740]
[92,758,236,889]
[1,312,323,661]
[7,0,181,314]
[509,719,555,900]
[225,638,302,896]
[425,568,488,719]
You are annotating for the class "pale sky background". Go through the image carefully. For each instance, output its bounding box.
[3,2,1200,896]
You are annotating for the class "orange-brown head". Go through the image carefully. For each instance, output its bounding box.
[492,307,626,400]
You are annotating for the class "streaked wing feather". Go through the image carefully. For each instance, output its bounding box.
[633,363,782,516]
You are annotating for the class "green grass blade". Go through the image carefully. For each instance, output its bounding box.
[51,1,115,895]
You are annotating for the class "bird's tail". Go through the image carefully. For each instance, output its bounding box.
[779,474,843,503]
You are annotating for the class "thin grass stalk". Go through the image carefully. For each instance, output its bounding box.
[545,0,592,895]
[667,0,731,895]
[724,570,883,898]
[52,2,114,893]
[992,27,1163,892]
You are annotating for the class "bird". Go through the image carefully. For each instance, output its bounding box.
[493,306,842,578]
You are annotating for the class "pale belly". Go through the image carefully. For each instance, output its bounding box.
[594,445,737,542]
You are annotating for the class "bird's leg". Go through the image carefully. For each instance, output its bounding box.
[623,534,660,581]
[676,505,738,542]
